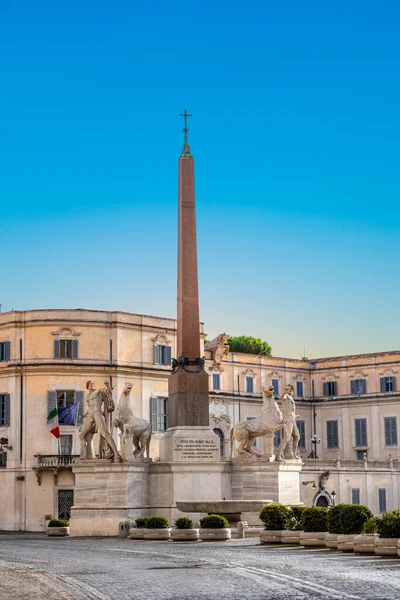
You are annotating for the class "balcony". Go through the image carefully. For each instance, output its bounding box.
[33,454,79,486]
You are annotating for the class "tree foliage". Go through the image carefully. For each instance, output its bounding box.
[228,336,272,356]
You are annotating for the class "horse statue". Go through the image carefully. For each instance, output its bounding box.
[113,383,151,459]
[230,386,284,457]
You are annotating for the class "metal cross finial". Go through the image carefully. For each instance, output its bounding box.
[179,109,192,157]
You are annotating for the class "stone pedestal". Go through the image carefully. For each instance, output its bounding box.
[231,459,302,505]
[69,459,151,536]
[159,426,220,462]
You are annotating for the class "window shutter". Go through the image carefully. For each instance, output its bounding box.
[362,379,367,394]
[4,394,10,426]
[362,419,367,446]
[378,489,387,513]
[352,489,360,505]
[333,421,338,448]
[165,346,172,365]
[4,342,10,361]
[47,390,57,417]
[153,345,159,364]
[350,380,356,395]
[392,418,398,446]
[323,382,328,397]
[54,340,61,359]
[72,340,78,359]
[151,397,158,432]
[384,417,391,445]
[392,377,397,392]
[74,390,85,425]
[333,382,338,396]
[380,378,386,393]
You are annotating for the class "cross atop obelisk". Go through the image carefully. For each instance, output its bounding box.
[179,109,192,158]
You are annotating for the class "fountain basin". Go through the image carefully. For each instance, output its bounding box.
[176,500,272,523]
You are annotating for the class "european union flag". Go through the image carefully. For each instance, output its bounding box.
[58,403,78,425]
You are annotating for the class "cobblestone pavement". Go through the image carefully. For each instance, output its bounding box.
[1,534,400,599]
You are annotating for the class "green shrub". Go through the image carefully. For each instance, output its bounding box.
[301,507,328,532]
[48,518,69,527]
[259,504,292,531]
[327,504,343,534]
[175,516,194,529]
[146,516,170,529]
[376,512,400,538]
[289,506,307,531]
[135,517,149,528]
[199,514,229,529]
[340,504,373,535]
[362,517,378,535]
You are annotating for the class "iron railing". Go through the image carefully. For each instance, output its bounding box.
[34,454,80,468]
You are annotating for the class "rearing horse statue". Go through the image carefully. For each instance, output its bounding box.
[230,386,284,457]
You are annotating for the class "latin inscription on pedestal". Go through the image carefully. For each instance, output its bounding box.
[173,438,219,461]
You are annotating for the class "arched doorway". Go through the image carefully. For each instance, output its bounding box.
[213,428,224,457]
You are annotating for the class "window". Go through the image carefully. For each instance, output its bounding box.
[0,342,10,362]
[356,450,367,460]
[271,379,279,397]
[213,428,224,456]
[57,391,75,409]
[378,488,387,514]
[296,381,304,398]
[60,435,73,456]
[54,339,78,359]
[326,420,339,449]
[354,418,368,447]
[351,379,366,395]
[153,345,172,366]
[0,394,10,427]
[380,377,396,393]
[151,397,168,432]
[296,420,306,449]
[352,489,360,505]
[246,377,254,394]
[384,416,398,447]
[58,489,74,520]
[323,381,338,397]
[0,452,6,468]
[48,390,84,425]
[274,430,281,448]
[212,373,221,391]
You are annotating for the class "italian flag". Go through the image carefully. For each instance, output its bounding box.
[47,407,60,439]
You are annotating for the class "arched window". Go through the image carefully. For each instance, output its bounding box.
[213,428,224,457]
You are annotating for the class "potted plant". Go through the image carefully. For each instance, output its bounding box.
[336,504,373,552]
[299,507,328,547]
[281,506,306,545]
[353,517,378,554]
[326,504,342,549]
[46,518,69,537]
[171,516,199,541]
[129,517,149,540]
[259,503,292,544]
[375,511,400,556]
[44,514,53,530]
[143,516,171,540]
[199,514,231,541]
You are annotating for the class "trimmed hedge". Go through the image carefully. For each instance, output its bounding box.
[376,512,400,538]
[135,517,149,528]
[48,518,69,527]
[146,516,170,529]
[301,507,328,532]
[175,516,194,529]
[199,514,229,529]
[289,506,307,531]
[259,504,292,531]
[327,504,373,535]
[362,517,378,535]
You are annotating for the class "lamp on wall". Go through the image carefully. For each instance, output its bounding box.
[302,480,317,489]
[308,434,321,459]
[331,490,336,507]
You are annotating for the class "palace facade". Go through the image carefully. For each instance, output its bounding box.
[1,309,399,530]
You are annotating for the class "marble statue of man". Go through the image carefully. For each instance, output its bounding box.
[79,380,121,462]
[275,384,300,461]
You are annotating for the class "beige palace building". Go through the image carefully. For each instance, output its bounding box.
[1,308,399,531]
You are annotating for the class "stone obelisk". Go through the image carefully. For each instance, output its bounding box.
[160,111,219,461]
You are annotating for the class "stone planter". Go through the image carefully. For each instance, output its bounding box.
[143,528,171,540]
[260,530,283,544]
[171,528,199,541]
[337,534,355,552]
[129,527,146,540]
[199,528,231,541]
[300,532,327,548]
[325,533,339,549]
[375,537,400,557]
[396,539,400,557]
[281,530,303,545]
[353,534,378,554]
[46,526,69,537]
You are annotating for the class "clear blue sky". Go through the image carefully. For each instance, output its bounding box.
[1,1,399,357]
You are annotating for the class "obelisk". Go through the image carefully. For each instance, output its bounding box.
[160,111,219,461]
